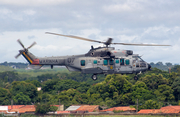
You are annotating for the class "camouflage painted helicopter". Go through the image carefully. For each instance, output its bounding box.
[15,32,170,80]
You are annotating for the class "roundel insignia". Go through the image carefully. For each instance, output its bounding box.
[110,66,113,69]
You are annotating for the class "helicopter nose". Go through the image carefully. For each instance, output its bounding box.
[148,64,151,70]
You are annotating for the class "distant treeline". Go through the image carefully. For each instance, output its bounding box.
[0,62,28,69]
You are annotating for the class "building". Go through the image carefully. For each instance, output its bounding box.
[101,106,136,113]
[65,105,99,113]
[0,105,64,114]
[138,105,180,114]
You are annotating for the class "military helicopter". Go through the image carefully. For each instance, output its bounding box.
[15,32,170,80]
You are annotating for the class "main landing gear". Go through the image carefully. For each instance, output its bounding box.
[92,74,97,80]
[134,71,142,80]
[134,75,138,80]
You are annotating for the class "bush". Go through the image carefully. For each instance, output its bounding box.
[35,103,50,114]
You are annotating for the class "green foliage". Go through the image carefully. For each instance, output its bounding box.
[13,92,31,105]
[0,65,14,71]
[1,61,180,110]
[172,77,180,101]
[0,71,19,83]
[30,80,42,87]
[113,109,123,113]
[171,65,180,74]
[154,84,174,102]
[0,87,11,105]
[11,81,37,102]
[140,100,161,110]
[131,81,154,102]
[0,62,28,69]
[35,103,51,114]
[49,106,58,112]
[140,73,168,90]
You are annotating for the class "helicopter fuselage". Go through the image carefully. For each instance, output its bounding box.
[25,47,151,78]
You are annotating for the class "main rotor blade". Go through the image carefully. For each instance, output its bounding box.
[46,32,103,43]
[27,42,36,50]
[112,43,171,46]
[17,39,25,49]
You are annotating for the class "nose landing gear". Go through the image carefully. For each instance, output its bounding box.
[92,74,97,80]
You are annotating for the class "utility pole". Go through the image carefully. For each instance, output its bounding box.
[136,99,138,112]
[11,99,13,109]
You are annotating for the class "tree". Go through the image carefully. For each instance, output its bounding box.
[172,77,180,101]
[13,92,31,105]
[41,79,58,93]
[30,80,42,87]
[140,74,168,90]
[165,62,173,67]
[140,100,161,110]
[154,84,175,102]
[35,103,51,114]
[131,81,154,103]
[0,87,11,105]
[49,106,58,112]
[87,74,132,106]
[11,81,37,102]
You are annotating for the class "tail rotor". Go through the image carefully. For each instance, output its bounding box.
[15,39,36,59]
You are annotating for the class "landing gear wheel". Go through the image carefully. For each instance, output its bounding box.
[92,74,97,80]
[134,75,138,80]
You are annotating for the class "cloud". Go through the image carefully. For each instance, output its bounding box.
[23,10,36,15]
[0,0,73,6]
[0,0,180,64]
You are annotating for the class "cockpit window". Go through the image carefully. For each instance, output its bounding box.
[115,59,119,64]
[109,59,114,65]
[93,60,97,64]
[120,59,124,65]
[81,60,85,66]
[125,59,130,65]
[133,56,144,62]
[103,60,108,65]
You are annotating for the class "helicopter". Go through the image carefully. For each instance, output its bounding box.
[15,32,170,80]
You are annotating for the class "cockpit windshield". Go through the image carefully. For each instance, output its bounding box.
[132,56,144,62]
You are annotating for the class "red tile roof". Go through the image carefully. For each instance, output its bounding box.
[138,106,180,114]
[7,105,24,110]
[9,105,35,113]
[138,109,154,114]
[76,105,99,112]
[102,106,136,112]
[56,111,70,114]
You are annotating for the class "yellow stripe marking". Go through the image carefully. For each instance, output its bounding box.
[23,52,33,63]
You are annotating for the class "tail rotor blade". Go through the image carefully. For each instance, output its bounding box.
[16,39,36,59]
[27,42,36,50]
[15,53,21,59]
[17,39,25,49]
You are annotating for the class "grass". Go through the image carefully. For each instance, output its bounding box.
[18,114,179,117]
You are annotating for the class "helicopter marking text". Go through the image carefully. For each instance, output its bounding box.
[67,58,75,64]
[39,59,59,64]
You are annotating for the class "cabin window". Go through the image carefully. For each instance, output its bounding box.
[120,59,124,65]
[109,59,114,65]
[125,59,130,65]
[115,59,119,64]
[103,60,108,65]
[93,60,97,64]
[81,60,85,66]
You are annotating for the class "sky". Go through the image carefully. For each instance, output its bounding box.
[0,0,180,64]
